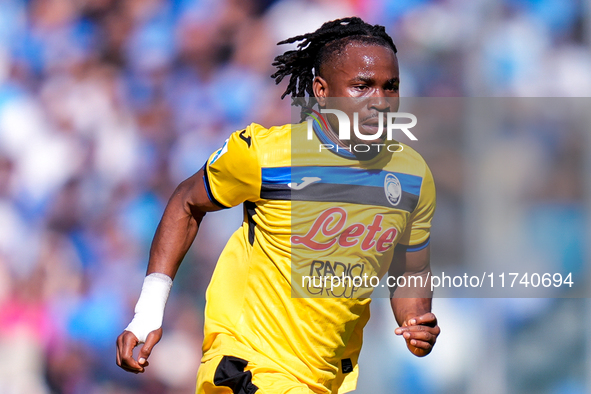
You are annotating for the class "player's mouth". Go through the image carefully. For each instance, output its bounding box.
[359,115,386,137]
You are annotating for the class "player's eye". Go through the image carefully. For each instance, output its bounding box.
[385,82,399,92]
[353,85,369,91]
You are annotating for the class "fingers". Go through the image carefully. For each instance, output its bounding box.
[404,332,436,350]
[409,341,433,357]
[396,325,439,345]
[116,331,144,373]
[401,328,436,344]
[398,328,437,355]
[395,313,440,357]
[395,323,440,337]
[116,328,163,373]
[394,312,439,335]
[138,328,163,366]
[407,312,437,327]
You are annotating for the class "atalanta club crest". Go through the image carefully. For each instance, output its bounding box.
[384,173,402,206]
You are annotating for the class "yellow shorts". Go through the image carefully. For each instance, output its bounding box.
[196,354,315,394]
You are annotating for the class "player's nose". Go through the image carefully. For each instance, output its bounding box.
[368,91,390,112]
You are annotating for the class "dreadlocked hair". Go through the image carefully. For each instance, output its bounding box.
[271,17,397,107]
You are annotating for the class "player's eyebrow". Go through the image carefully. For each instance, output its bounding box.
[350,75,374,84]
[385,77,400,85]
[349,76,400,85]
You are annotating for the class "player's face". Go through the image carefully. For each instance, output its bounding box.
[313,43,400,146]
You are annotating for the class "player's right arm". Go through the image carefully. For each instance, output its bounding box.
[116,125,261,373]
[116,168,222,373]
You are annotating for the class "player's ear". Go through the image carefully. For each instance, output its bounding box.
[313,76,328,107]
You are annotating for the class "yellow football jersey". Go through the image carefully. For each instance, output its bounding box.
[201,121,435,394]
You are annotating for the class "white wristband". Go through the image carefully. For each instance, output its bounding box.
[125,273,173,343]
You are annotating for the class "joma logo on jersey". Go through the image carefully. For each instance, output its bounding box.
[291,207,397,252]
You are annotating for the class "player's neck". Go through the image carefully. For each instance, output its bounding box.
[324,122,382,161]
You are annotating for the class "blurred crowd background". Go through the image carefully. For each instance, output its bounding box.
[0,0,589,393]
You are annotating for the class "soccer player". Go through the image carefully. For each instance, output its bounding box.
[116,17,440,394]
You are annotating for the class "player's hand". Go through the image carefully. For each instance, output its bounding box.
[395,313,440,357]
[116,328,162,373]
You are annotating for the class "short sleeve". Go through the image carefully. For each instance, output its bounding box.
[397,164,436,251]
[204,125,261,208]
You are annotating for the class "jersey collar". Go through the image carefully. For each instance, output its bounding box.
[311,118,358,160]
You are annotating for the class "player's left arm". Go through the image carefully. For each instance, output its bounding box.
[389,243,440,357]
[389,161,439,357]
